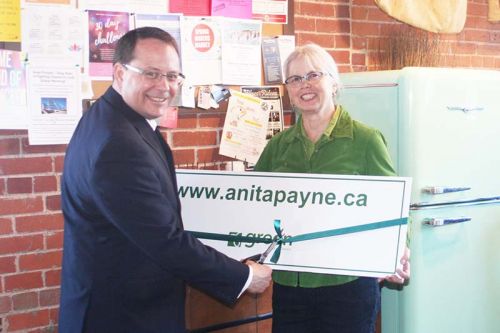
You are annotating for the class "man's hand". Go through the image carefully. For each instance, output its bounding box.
[246,261,272,293]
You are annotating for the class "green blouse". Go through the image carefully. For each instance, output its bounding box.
[254,106,396,287]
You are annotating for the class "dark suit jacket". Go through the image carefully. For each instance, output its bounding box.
[59,87,249,333]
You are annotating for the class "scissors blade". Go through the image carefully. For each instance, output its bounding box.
[258,240,277,263]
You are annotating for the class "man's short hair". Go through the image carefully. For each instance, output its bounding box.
[113,27,179,65]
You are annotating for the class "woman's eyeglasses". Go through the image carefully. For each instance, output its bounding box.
[122,63,185,85]
[285,71,328,87]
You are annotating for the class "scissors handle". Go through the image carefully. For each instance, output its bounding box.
[241,253,261,263]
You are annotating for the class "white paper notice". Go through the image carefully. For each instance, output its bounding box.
[22,7,84,66]
[219,90,269,164]
[181,16,222,85]
[220,18,262,85]
[277,35,295,82]
[26,66,81,145]
[252,0,288,24]
[134,13,182,48]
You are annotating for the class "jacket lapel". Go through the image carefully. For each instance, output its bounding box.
[103,88,169,166]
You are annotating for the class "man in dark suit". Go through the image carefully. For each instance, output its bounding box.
[59,27,272,333]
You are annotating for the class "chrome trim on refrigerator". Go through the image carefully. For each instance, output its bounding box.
[410,196,500,210]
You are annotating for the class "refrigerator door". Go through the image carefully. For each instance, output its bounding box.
[400,67,500,333]
[405,203,500,333]
[398,67,500,202]
[340,67,500,333]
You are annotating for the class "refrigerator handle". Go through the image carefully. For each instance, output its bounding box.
[422,217,471,227]
[421,186,471,195]
[446,106,484,113]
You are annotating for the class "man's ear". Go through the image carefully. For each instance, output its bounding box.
[112,63,124,91]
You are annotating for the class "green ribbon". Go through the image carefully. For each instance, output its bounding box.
[269,219,284,263]
[188,217,408,263]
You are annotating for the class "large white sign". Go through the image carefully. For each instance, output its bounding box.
[178,170,411,278]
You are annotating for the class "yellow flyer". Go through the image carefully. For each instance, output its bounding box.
[0,0,21,42]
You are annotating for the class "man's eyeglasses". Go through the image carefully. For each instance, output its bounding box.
[284,71,328,87]
[122,63,185,85]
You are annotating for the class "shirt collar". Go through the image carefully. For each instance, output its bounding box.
[289,105,353,143]
[323,105,342,137]
[146,119,158,130]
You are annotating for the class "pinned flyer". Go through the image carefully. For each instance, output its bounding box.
[219,90,269,164]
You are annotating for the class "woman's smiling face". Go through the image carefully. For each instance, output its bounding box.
[285,55,337,117]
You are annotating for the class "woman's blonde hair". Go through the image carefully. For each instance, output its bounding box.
[283,43,342,92]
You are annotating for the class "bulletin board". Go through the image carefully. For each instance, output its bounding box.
[91,23,285,99]
[0,0,293,134]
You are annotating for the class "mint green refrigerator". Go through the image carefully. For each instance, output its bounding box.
[339,67,500,333]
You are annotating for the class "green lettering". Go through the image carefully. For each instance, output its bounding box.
[311,191,324,204]
[262,189,273,202]
[227,231,242,247]
[287,191,298,204]
[255,186,263,201]
[245,233,256,248]
[298,191,310,208]
[344,193,355,206]
[324,192,336,205]
[237,188,249,200]
[225,188,236,200]
[356,194,367,206]
[273,190,286,206]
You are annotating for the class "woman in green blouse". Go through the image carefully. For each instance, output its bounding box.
[254,43,410,333]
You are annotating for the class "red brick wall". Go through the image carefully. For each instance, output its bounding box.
[294,0,500,72]
[1,1,499,331]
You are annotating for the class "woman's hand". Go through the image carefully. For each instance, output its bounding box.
[379,246,410,284]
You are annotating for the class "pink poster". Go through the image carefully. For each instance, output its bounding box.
[88,10,130,79]
[211,0,252,19]
[169,0,211,16]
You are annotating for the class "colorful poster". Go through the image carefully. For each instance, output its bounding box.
[0,0,21,42]
[22,7,84,66]
[0,49,27,129]
[219,90,269,164]
[87,10,129,79]
[241,86,283,140]
[211,0,252,19]
[169,0,210,16]
[252,0,288,24]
